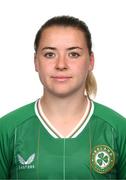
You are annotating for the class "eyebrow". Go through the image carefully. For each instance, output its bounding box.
[41,46,83,51]
[67,47,83,50]
[41,47,56,51]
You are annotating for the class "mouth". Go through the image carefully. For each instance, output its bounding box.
[51,76,72,82]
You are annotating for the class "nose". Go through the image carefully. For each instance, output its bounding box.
[55,55,68,70]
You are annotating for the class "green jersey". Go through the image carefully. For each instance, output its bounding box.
[0,99,126,179]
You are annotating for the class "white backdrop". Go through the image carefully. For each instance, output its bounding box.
[0,0,126,117]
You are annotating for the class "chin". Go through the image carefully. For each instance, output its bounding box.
[48,88,81,98]
[45,83,83,97]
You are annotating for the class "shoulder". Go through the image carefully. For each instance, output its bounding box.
[0,101,36,133]
[92,101,126,178]
[93,101,126,130]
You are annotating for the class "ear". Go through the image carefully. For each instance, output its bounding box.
[88,52,94,72]
[34,53,38,72]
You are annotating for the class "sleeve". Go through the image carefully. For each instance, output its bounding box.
[0,118,11,179]
[117,118,126,179]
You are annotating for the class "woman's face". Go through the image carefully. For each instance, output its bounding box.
[34,26,94,97]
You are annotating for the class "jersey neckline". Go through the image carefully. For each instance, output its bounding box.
[34,98,94,139]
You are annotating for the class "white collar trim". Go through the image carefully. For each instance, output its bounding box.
[35,98,94,138]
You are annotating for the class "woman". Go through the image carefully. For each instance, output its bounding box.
[0,15,126,179]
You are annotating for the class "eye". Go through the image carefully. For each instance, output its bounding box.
[69,52,80,58]
[44,52,55,58]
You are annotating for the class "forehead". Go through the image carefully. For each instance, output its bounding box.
[39,26,87,47]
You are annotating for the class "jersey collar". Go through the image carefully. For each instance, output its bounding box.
[35,98,94,138]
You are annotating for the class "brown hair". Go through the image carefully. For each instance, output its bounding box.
[34,15,97,98]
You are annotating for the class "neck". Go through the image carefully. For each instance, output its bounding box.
[40,92,88,119]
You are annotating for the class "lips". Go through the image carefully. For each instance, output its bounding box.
[51,76,72,82]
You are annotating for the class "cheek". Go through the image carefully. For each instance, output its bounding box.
[73,62,89,75]
[37,63,53,81]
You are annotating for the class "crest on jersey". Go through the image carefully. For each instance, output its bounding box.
[91,145,115,174]
[17,153,35,169]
